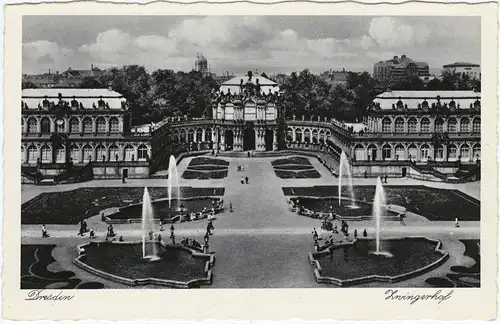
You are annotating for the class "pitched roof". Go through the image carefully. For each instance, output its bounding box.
[22,88,125,110]
[443,62,480,68]
[219,74,280,95]
[373,90,480,110]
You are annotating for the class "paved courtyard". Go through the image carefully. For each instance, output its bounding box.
[21,154,480,288]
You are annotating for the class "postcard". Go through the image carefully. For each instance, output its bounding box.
[3,1,497,321]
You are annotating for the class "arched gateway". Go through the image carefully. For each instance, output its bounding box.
[243,127,255,151]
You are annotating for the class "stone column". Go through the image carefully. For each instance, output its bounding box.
[202,129,206,142]
[92,117,97,134]
[23,119,28,134]
[23,146,28,163]
[273,129,278,151]
[50,118,55,133]
[79,117,83,133]
[292,127,296,142]
[64,117,69,133]
[220,129,225,151]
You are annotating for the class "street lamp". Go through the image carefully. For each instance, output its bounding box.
[170,224,175,244]
[203,233,210,254]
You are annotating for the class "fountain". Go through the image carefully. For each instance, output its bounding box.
[142,187,160,261]
[167,155,181,211]
[371,177,392,257]
[338,151,358,208]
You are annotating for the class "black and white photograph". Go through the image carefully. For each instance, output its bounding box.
[19,15,482,290]
[3,2,497,320]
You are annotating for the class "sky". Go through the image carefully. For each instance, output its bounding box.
[22,16,481,75]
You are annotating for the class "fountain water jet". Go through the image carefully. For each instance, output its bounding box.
[167,155,182,211]
[338,151,358,208]
[142,187,159,261]
[371,177,392,257]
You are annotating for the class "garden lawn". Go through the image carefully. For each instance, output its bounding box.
[282,185,480,221]
[22,187,225,224]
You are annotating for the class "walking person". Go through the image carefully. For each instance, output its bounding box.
[454,218,460,228]
[363,229,367,238]
[354,229,358,239]
[89,228,96,239]
[41,224,49,238]
[245,176,249,184]
[229,203,233,212]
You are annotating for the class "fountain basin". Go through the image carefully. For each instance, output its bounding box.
[73,241,214,288]
[309,237,449,287]
[291,197,403,221]
[105,197,223,224]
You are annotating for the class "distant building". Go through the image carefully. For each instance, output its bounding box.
[319,69,349,87]
[194,52,209,75]
[442,62,481,79]
[373,55,430,83]
[23,64,104,88]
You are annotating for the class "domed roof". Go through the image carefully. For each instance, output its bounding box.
[196,53,207,64]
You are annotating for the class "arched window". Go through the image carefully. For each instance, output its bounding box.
[319,130,325,141]
[70,144,80,162]
[96,117,106,133]
[353,144,366,161]
[196,129,203,142]
[69,118,80,133]
[286,128,293,140]
[56,119,65,133]
[295,129,302,142]
[96,145,106,161]
[408,144,418,161]
[28,145,38,162]
[382,144,392,160]
[109,144,119,161]
[187,129,194,143]
[460,144,470,161]
[83,145,93,162]
[40,118,51,134]
[138,144,148,160]
[27,118,37,133]
[420,118,430,133]
[180,129,186,143]
[367,144,378,161]
[326,131,331,141]
[473,118,481,133]
[408,118,417,133]
[395,118,405,133]
[435,144,444,160]
[82,117,93,133]
[448,144,458,160]
[304,129,311,142]
[55,145,65,163]
[312,130,318,141]
[420,144,430,162]
[434,118,444,133]
[40,145,51,162]
[395,144,405,160]
[382,118,392,133]
[447,118,457,133]
[109,117,119,133]
[473,144,481,161]
[206,128,212,142]
[124,145,134,161]
[460,118,470,133]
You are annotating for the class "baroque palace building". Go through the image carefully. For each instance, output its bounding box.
[21,76,480,183]
[21,88,153,182]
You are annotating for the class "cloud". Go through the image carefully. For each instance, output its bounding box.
[22,40,73,73]
[23,16,480,74]
[368,17,429,48]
